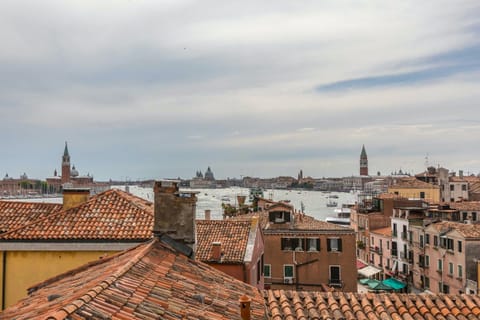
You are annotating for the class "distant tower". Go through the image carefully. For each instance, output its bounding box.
[360,145,368,176]
[61,141,71,184]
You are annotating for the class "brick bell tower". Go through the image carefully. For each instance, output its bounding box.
[61,141,71,184]
[360,144,368,176]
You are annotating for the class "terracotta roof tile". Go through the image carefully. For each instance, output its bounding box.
[0,238,265,320]
[0,201,62,233]
[196,219,254,263]
[449,201,480,211]
[263,291,480,320]
[0,189,154,241]
[391,177,439,189]
[427,221,480,239]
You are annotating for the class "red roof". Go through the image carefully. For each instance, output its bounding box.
[0,238,266,319]
[0,201,62,233]
[196,219,256,263]
[0,189,154,241]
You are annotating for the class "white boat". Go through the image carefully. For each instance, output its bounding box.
[326,199,337,207]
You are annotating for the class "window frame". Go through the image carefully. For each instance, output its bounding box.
[264,264,271,278]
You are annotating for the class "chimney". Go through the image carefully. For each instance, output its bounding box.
[153,180,198,246]
[239,295,251,320]
[204,210,211,220]
[62,187,90,210]
[459,170,464,179]
[237,195,246,206]
[210,241,222,261]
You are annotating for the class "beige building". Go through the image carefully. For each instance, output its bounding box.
[367,227,392,280]
[388,177,440,204]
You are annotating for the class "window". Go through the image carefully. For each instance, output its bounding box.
[434,235,438,247]
[329,265,341,286]
[447,238,454,251]
[462,212,468,221]
[449,262,454,275]
[420,191,425,199]
[437,259,443,271]
[387,259,390,268]
[284,265,294,278]
[393,223,397,237]
[269,211,291,223]
[307,238,320,251]
[281,238,293,250]
[371,236,374,245]
[257,259,261,283]
[264,264,271,278]
[458,240,462,253]
[425,234,430,245]
[462,184,467,191]
[281,238,305,251]
[450,184,454,191]
[424,276,430,289]
[450,198,455,202]
[425,255,430,267]
[458,265,463,278]
[419,255,425,267]
[387,241,390,250]
[473,212,477,221]
[327,238,342,252]
[419,235,424,248]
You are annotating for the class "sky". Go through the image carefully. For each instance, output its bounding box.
[1,0,479,181]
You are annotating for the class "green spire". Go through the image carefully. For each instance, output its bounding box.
[360,145,367,158]
[63,141,69,157]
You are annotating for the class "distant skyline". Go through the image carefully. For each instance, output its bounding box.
[1,1,479,181]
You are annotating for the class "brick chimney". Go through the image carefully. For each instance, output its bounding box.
[210,241,222,261]
[62,188,90,210]
[153,180,197,246]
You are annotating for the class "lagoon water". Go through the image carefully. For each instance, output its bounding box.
[121,186,357,222]
[12,186,358,222]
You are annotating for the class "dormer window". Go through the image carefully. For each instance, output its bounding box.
[269,211,291,223]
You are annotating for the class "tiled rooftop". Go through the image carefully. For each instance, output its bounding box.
[0,189,154,241]
[428,221,480,239]
[292,213,351,231]
[450,201,480,211]
[391,177,439,189]
[196,219,255,263]
[0,201,62,234]
[264,290,480,320]
[370,226,392,237]
[0,238,266,320]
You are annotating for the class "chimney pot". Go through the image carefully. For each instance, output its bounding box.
[239,295,251,320]
[62,188,90,210]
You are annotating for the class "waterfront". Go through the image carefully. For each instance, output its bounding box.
[4,186,357,222]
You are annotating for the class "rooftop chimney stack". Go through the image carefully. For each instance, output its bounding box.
[153,180,198,247]
[204,209,211,220]
[239,295,251,320]
[460,170,464,179]
[210,241,222,261]
[62,187,90,210]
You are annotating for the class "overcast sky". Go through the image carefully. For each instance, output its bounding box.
[1,0,479,181]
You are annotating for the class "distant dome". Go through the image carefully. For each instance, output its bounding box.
[204,166,215,181]
[20,172,28,180]
[71,165,79,177]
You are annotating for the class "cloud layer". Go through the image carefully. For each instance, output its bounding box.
[1,0,479,180]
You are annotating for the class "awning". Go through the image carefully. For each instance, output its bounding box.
[367,280,394,291]
[357,260,367,269]
[383,278,406,290]
[358,265,382,278]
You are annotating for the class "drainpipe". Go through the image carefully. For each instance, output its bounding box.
[2,251,5,310]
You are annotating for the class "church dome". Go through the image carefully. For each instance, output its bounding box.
[71,165,79,177]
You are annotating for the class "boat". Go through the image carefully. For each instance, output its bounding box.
[328,194,339,199]
[325,203,353,226]
[221,195,231,202]
[326,199,337,207]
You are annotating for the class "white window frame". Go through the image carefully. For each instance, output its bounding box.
[264,264,271,278]
[307,238,319,252]
[458,265,463,278]
[283,264,294,279]
[329,265,341,283]
[329,238,340,252]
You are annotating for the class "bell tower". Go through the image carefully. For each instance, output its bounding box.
[61,141,71,184]
[360,145,368,176]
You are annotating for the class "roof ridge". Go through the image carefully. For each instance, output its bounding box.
[49,239,157,319]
